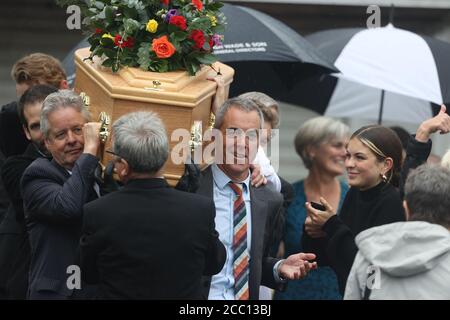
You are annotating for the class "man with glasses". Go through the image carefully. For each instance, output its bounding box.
[21,90,101,299]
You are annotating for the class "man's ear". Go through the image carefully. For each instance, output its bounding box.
[403,200,410,221]
[59,79,69,90]
[23,125,31,141]
[44,137,52,150]
[117,158,130,179]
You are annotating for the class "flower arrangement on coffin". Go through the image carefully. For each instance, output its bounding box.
[56,0,226,75]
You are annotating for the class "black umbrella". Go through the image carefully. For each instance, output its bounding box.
[63,4,337,103]
[214,4,337,100]
[294,25,450,124]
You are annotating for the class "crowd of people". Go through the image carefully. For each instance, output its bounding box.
[0,52,449,300]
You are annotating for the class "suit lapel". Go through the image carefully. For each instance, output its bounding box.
[249,185,269,299]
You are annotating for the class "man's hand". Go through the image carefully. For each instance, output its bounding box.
[250,164,267,187]
[207,74,226,116]
[304,197,336,238]
[278,253,317,280]
[416,104,450,143]
[83,122,102,156]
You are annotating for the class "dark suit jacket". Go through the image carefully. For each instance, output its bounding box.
[0,144,44,299]
[80,178,226,300]
[21,153,100,299]
[0,101,29,158]
[197,166,284,300]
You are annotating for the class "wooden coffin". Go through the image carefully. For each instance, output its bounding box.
[74,47,234,185]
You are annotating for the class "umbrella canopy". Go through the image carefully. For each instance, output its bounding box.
[295,25,450,124]
[216,4,337,100]
[63,4,336,103]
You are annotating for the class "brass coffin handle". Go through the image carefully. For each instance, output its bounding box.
[79,92,90,109]
[189,121,203,152]
[98,112,111,143]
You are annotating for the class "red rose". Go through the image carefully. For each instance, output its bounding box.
[192,0,203,11]
[152,35,176,59]
[95,28,103,34]
[114,35,134,48]
[209,37,214,50]
[169,16,187,31]
[124,37,134,48]
[190,30,205,49]
[161,0,169,5]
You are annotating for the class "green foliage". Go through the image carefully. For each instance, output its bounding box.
[55,0,227,75]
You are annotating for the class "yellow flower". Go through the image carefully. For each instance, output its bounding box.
[146,19,158,33]
[207,14,217,27]
[101,33,115,41]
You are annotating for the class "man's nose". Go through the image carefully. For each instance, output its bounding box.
[66,130,77,144]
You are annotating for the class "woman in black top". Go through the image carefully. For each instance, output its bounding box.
[304,125,405,294]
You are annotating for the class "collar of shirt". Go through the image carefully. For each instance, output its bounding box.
[211,163,251,195]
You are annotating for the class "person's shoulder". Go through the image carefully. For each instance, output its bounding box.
[2,153,34,177]
[0,101,18,114]
[380,184,401,202]
[253,183,283,203]
[22,157,57,182]
[170,187,214,206]
[25,157,53,171]
[84,191,116,211]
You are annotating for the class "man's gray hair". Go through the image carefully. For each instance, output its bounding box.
[294,116,349,169]
[112,111,169,174]
[41,90,91,138]
[405,164,450,228]
[213,97,264,130]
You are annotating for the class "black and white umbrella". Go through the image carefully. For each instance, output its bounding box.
[295,24,450,124]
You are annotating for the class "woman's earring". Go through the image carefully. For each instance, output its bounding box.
[381,173,387,183]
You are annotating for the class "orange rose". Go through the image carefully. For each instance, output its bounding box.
[152,36,176,59]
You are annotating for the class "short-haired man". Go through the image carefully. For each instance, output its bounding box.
[21,90,101,299]
[197,97,317,300]
[80,111,226,299]
[0,53,68,158]
[345,164,450,300]
[0,84,58,299]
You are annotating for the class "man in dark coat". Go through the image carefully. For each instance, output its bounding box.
[21,90,101,299]
[80,111,226,299]
[0,85,58,299]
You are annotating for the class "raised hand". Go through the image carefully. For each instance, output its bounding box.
[416,104,450,142]
[83,122,102,156]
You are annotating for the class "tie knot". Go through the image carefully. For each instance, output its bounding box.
[229,182,243,197]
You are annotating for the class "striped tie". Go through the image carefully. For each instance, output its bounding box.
[229,182,249,300]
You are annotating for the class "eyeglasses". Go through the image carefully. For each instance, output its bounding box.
[106,149,125,162]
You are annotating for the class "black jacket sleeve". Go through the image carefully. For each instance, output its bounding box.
[322,215,357,293]
[203,200,226,276]
[399,136,432,198]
